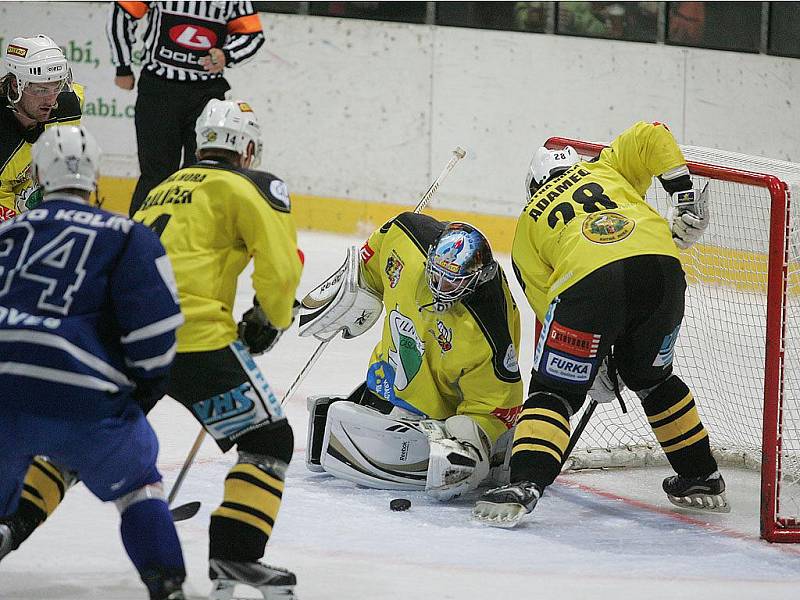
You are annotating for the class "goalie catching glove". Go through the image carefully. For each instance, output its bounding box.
[238,297,298,355]
[298,245,382,341]
[422,415,491,501]
[669,181,710,250]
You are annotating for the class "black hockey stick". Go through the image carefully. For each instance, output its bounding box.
[169,428,206,521]
[561,398,598,468]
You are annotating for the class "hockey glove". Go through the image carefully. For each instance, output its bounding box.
[670,182,710,250]
[587,355,625,404]
[423,416,491,501]
[238,297,298,356]
[132,375,169,414]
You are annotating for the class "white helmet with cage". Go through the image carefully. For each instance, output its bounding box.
[31,125,101,194]
[525,145,581,197]
[196,99,263,167]
[3,35,72,103]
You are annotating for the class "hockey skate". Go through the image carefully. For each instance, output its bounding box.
[472,481,542,528]
[0,520,19,561]
[663,470,730,513]
[209,558,297,600]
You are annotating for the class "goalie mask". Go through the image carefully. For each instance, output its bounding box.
[425,222,498,310]
[525,145,580,197]
[196,98,263,167]
[3,35,72,104]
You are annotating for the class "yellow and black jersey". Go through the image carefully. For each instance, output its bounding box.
[512,121,685,321]
[0,83,84,220]
[133,159,302,352]
[359,212,523,442]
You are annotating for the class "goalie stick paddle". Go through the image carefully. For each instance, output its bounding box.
[168,146,468,519]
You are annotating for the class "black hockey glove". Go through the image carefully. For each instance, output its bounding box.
[238,298,299,356]
[132,375,169,415]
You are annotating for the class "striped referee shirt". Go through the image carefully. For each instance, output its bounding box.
[106,1,265,82]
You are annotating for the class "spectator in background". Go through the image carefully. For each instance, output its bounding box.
[669,2,706,44]
[514,2,547,33]
[106,1,265,216]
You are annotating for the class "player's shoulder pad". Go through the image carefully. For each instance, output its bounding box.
[392,212,445,256]
[49,88,82,124]
[228,165,291,213]
[463,271,521,383]
[0,107,23,172]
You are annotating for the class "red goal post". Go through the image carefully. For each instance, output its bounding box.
[544,136,800,543]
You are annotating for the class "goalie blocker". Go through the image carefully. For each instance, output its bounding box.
[306,384,513,500]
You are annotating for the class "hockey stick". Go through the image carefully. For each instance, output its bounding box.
[561,398,597,468]
[168,146,468,519]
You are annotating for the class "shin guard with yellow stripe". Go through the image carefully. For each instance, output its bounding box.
[640,375,718,478]
[509,392,572,488]
[209,451,287,562]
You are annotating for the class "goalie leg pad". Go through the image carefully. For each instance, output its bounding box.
[320,402,429,490]
[423,415,491,501]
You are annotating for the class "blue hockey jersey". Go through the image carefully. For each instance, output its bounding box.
[0,197,183,419]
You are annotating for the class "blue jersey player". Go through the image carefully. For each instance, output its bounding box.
[0,125,187,600]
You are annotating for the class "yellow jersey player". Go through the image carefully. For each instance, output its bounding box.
[1,35,84,221]
[473,121,725,528]
[0,34,86,564]
[134,99,302,599]
[299,213,523,501]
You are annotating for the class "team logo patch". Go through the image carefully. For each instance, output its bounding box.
[491,405,522,429]
[653,324,681,367]
[581,212,635,244]
[431,320,452,353]
[543,351,592,383]
[238,102,253,113]
[359,241,375,263]
[0,206,17,221]
[548,321,600,358]
[169,24,218,50]
[203,129,218,142]
[503,343,519,373]
[387,309,424,390]
[6,44,27,57]
[385,250,404,288]
[269,179,291,209]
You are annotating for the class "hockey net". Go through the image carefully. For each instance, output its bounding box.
[545,137,800,543]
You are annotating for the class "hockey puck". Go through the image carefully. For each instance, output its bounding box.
[390,498,411,511]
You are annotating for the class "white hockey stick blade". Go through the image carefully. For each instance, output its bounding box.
[666,491,731,513]
[472,500,529,528]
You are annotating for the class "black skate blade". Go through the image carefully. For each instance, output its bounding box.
[170,501,201,521]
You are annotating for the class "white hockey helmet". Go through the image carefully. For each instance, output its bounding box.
[196,99,263,167]
[3,35,72,102]
[31,125,101,194]
[525,145,580,196]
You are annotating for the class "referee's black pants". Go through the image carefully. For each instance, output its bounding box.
[129,72,230,216]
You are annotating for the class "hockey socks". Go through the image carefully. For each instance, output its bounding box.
[120,498,186,595]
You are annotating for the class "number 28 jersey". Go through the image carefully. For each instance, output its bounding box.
[512,121,685,321]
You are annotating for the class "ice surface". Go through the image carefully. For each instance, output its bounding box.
[3,230,800,600]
